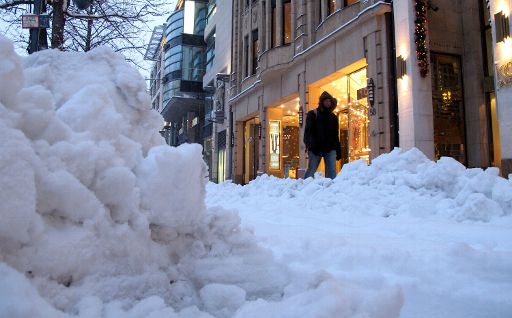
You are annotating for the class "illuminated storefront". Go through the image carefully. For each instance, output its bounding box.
[307,67,371,174]
[267,98,300,178]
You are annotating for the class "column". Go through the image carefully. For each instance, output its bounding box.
[489,0,512,177]
[393,0,435,159]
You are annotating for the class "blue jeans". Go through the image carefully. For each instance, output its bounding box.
[304,150,337,179]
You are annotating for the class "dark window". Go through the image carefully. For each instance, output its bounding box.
[271,0,277,47]
[244,35,249,77]
[327,0,335,15]
[344,0,359,6]
[207,0,216,24]
[206,31,216,71]
[283,0,292,44]
[252,29,259,75]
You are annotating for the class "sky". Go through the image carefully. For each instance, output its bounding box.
[0,1,177,80]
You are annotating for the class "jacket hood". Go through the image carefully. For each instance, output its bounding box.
[319,91,337,111]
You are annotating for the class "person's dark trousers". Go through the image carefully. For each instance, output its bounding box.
[304,150,337,179]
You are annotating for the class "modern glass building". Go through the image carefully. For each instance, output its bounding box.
[159,0,208,146]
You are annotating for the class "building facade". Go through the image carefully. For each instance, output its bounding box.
[394,0,510,176]
[228,0,512,184]
[202,0,233,182]
[146,0,208,147]
[229,0,396,183]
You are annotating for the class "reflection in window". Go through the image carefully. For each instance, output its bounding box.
[206,31,215,71]
[182,46,205,81]
[283,0,292,45]
[252,29,259,75]
[327,0,335,15]
[207,0,216,24]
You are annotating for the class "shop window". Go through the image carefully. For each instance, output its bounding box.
[431,53,467,165]
[268,98,300,178]
[283,0,292,45]
[319,67,370,167]
[217,130,227,183]
[252,29,259,75]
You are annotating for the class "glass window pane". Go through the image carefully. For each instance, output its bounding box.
[283,2,292,44]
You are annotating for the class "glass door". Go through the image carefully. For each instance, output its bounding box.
[431,53,466,164]
[243,117,260,184]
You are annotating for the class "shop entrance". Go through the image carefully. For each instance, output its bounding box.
[431,53,467,165]
[268,98,300,178]
[314,67,370,173]
[243,117,260,184]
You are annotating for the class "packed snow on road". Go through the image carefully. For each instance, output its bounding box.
[0,35,511,318]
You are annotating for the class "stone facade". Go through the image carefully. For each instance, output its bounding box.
[229,0,396,183]
[228,0,511,183]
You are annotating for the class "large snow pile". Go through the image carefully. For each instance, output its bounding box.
[209,148,512,223]
[0,36,293,317]
[207,149,512,318]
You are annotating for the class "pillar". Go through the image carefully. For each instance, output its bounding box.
[393,0,435,159]
[489,0,512,177]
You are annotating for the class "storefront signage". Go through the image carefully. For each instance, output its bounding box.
[22,15,39,28]
[497,60,512,88]
[269,120,280,170]
[367,78,375,106]
[298,107,304,126]
[357,87,368,100]
[22,14,50,29]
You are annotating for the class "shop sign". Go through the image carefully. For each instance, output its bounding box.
[298,107,304,127]
[22,15,39,28]
[39,14,50,28]
[357,87,368,100]
[497,60,512,88]
[269,120,280,170]
[367,78,375,106]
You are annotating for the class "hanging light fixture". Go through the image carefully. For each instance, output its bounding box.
[73,0,93,10]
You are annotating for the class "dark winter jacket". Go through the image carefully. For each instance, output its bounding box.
[303,91,342,160]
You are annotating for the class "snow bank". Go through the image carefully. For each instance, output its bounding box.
[0,36,294,317]
[210,148,512,223]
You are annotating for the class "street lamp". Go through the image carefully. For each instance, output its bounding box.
[73,0,93,10]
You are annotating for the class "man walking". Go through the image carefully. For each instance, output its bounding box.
[303,91,342,179]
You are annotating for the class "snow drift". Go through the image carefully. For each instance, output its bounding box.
[209,148,512,223]
[0,35,292,317]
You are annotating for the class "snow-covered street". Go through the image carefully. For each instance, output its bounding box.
[207,152,512,318]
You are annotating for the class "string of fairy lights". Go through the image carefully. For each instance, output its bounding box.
[414,0,429,78]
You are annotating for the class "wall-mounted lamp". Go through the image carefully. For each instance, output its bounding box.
[396,55,407,79]
[495,11,510,43]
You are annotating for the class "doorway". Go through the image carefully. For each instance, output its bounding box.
[431,53,467,165]
[243,117,260,184]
